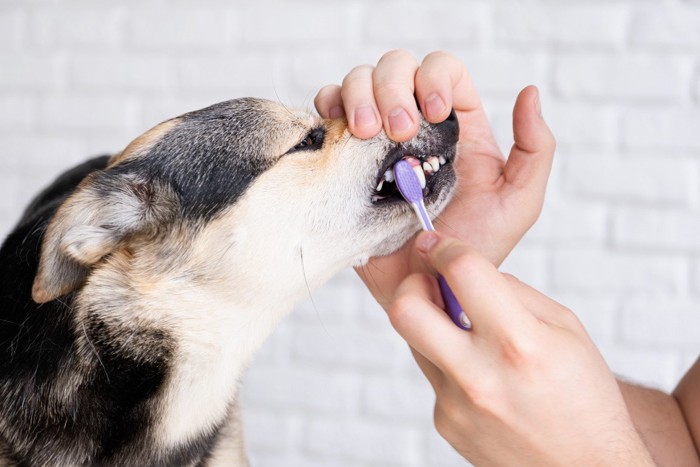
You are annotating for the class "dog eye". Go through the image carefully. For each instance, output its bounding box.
[289,128,325,153]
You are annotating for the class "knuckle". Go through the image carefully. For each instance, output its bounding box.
[342,64,374,85]
[424,49,454,64]
[372,78,412,97]
[380,48,416,64]
[387,293,416,328]
[441,249,482,282]
[499,333,539,369]
[559,306,585,332]
[501,272,521,285]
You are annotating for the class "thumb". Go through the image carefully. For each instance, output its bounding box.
[414,231,536,336]
[503,85,556,210]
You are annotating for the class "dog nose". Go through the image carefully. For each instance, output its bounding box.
[435,108,459,143]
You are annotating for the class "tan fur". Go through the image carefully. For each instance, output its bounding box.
[109,118,181,166]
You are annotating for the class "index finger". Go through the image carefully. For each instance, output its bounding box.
[416,51,499,149]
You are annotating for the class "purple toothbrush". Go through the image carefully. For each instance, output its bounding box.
[393,159,472,331]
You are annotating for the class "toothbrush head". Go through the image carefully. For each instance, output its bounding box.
[393,159,424,204]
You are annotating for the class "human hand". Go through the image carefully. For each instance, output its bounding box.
[314,50,556,310]
[388,231,654,466]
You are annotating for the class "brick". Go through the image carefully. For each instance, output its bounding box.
[242,366,360,414]
[563,155,697,204]
[631,5,700,48]
[620,298,700,348]
[544,102,616,148]
[177,54,282,93]
[495,4,628,47]
[527,200,608,245]
[427,431,468,467]
[554,54,685,101]
[465,51,546,96]
[69,54,175,92]
[546,292,618,344]
[552,247,687,294]
[239,408,292,453]
[127,6,228,49]
[291,324,404,371]
[366,2,481,47]
[293,276,361,326]
[0,8,25,50]
[305,419,420,465]
[33,6,125,49]
[0,135,88,168]
[242,4,354,45]
[0,54,62,89]
[290,50,379,98]
[39,96,131,132]
[614,207,700,251]
[621,108,700,150]
[361,376,434,422]
[356,287,391,330]
[601,344,681,391]
[0,95,36,131]
[0,175,22,219]
[499,245,548,290]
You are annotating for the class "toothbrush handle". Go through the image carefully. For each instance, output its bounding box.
[438,274,472,331]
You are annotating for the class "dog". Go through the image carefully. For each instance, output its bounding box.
[0,97,458,466]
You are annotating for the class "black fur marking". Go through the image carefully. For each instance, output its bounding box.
[0,157,219,465]
[112,98,277,222]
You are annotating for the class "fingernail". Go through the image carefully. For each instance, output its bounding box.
[416,231,439,254]
[424,93,446,120]
[354,105,376,128]
[388,107,413,134]
[329,105,345,119]
[534,89,542,117]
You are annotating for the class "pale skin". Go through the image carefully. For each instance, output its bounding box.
[315,50,700,466]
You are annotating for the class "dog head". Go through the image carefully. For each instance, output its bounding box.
[32,98,459,304]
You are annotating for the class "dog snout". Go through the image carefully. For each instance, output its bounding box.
[435,108,459,144]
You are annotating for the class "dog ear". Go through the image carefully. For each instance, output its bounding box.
[32,171,177,303]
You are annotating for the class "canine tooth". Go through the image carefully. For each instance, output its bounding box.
[383,169,395,183]
[422,161,433,175]
[376,180,384,192]
[429,156,440,172]
[414,165,427,188]
[438,155,447,165]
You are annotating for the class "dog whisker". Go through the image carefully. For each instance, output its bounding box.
[299,246,330,336]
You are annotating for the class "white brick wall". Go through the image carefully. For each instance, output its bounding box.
[1,1,699,465]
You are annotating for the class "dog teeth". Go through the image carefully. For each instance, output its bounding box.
[422,161,433,175]
[383,169,395,183]
[413,165,427,188]
[438,155,446,165]
[376,180,384,192]
[428,156,440,172]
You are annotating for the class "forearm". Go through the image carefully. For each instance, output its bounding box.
[674,358,700,461]
[618,379,700,466]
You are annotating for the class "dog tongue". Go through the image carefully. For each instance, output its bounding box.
[402,155,421,167]
[398,155,426,189]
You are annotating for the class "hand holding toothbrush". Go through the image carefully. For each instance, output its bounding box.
[315,50,556,311]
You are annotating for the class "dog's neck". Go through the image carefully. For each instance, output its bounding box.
[74,221,341,450]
